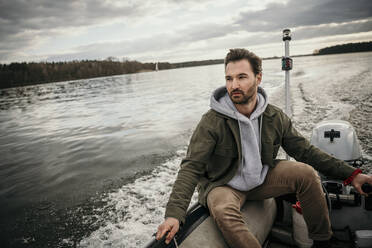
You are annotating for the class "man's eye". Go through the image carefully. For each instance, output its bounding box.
[226,78,232,81]
[239,75,246,79]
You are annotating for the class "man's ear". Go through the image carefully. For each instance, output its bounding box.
[256,73,262,85]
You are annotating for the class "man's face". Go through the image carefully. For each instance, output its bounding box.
[225,59,262,105]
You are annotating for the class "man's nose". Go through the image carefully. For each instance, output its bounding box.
[232,77,240,89]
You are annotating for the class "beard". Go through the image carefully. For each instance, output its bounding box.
[229,80,257,105]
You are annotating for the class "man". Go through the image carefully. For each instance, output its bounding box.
[156,48,372,248]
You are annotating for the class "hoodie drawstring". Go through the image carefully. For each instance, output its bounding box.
[234,112,245,177]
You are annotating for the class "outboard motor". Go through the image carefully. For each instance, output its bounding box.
[311,120,363,167]
[311,120,372,248]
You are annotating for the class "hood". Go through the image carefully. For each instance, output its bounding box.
[210,86,268,120]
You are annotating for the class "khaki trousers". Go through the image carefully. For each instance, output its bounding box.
[207,160,332,248]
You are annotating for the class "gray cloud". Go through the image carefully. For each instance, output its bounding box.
[234,19,372,48]
[43,21,239,61]
[0,0,218,62]
[164,0,372,51]
[0,0,142,30]
[0,0,212,38]
[0,0,147,61]
[45,30,189,62]
[176,23,240,43]
[235,0,372,32]
[293,19,372,40]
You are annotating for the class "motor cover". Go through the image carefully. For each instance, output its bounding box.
[310,120,362,161]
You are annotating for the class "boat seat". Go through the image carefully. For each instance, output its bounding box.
[179,198,277,248]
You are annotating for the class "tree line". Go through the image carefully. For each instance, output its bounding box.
[0,59,174,89]
[314,41,372,55]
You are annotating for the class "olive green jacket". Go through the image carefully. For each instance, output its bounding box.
[165,104,356,224]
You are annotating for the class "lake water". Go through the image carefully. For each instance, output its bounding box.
[0,52,371,247]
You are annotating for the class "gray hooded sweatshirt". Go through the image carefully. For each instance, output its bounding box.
[210,86,269,191]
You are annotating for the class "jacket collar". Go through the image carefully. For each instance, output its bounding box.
[263,104,276,118]
[212,104,276,120]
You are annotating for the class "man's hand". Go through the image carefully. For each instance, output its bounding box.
[351,173,372,196]
[156,217,180,244]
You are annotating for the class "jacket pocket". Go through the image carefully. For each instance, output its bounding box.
[208,145,238,180]
[214,145,238,158]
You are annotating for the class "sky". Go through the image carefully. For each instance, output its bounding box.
[0,0,372,64]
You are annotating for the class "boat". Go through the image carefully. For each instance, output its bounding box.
[144,29,372,248]
[144,119,372,248]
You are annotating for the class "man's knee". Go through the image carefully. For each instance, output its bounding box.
[298,162,319,177]
[207,187,242,220]
[294,162,321,187]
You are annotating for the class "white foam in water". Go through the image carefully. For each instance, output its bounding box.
[78,148,199,248]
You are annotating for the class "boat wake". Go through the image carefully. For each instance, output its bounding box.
[76,149,199,248]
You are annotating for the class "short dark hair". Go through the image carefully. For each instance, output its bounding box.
[224,48,262,75]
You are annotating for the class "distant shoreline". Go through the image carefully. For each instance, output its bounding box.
[1,41,371,89]
[313,41,372,56]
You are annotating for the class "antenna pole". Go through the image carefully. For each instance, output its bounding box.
[282,29,293,160]
[282,29,293,117]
